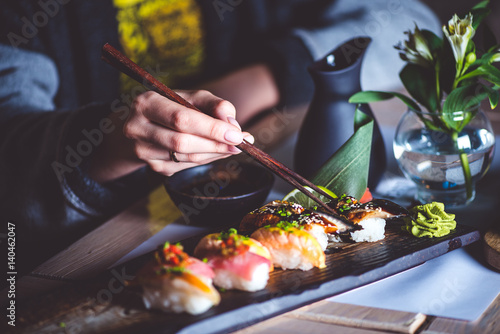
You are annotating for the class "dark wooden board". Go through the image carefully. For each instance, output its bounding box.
[14,223,480,334]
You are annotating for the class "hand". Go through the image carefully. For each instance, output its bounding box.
[201,64,279,125]
[89,90,253,182]
[126,89,254,174]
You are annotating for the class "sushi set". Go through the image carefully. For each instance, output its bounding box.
[97,46,481,333]
[110,196,480,334]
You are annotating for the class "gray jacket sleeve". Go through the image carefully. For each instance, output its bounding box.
[0,44,151,274]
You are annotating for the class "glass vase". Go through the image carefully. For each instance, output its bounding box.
[393,107,495,207]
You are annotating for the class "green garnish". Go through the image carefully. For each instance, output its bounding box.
[277,205,294,217]
[155,266,187,276]
[202,258,208,263]
[162,241,183,250]
[276,221,303,232]
[218,228,248,241]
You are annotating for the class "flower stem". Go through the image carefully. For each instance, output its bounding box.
[452,131,473,200]
[435,62,441,111]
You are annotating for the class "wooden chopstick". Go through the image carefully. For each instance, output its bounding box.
[101,43,348,220]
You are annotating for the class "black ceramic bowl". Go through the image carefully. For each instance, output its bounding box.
[164,158,274,228]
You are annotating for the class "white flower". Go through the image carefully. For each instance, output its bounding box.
[491,49,500,63]
[395,25,434,67]
[443,13,475,67]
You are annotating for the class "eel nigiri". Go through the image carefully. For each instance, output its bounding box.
[317,196,410,242]
[243,198,410,244]
[194,228,272,292]
[251,222,326,271]
[239,200,353,249]
[135,242,220,315]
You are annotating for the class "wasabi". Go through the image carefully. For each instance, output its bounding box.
[403,202,456,238]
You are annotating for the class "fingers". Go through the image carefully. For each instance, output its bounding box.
[125,120,249,154]
[125,90,255,176]
[177,90,237,122]
[140,91,244,145]
[148,152,233,176]
[134,139,235,162]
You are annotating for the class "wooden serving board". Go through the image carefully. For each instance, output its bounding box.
[15,223,480,334]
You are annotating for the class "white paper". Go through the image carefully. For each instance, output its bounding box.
[329,247,500,321]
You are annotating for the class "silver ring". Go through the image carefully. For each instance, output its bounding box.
[170,151,180,163]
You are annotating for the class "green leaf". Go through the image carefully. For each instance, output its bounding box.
[400,64,439,112]
[454,85,490,109]
[349,91,421,111]
[441,85,487,132]
[484,84,499,108]
[311,108,373,200]
[458,64,500,86]
[472,0,490,10]
[353,104,372,131]
[471,50,499,67]
[420,29,444,55]
[349,91,394,103]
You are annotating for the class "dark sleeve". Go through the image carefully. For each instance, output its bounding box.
[254,34,315,108]
[0,45,151,274]
[198,0,316,108]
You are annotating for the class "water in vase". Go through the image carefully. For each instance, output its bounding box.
[394,127,495,206]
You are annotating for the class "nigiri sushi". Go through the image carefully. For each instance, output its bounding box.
[317,196,410,242]
[343,199,410,223]
[239,200,353,249]
[251,222,326,271]
[239,200,305,234]
[242,197,410,246]
[134,242,220,315]
[194,228,272,292]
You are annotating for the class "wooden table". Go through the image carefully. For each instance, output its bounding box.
[2,103,499,334]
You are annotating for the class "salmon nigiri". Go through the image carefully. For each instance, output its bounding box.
[135,242,220,315]
[251,222,326,271]
[194,228,272,292]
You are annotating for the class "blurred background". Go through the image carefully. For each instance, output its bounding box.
[424,0,500,31]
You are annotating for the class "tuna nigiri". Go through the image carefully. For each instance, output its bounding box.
[251,222,326,271]
[135,242,220,315]
[194,228,272,292]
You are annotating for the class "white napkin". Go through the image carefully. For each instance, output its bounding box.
[329,246,500,321]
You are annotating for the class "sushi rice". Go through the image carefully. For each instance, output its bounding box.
[212,262,270,292]
[142,273,220,315]
[350,218,386,242]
